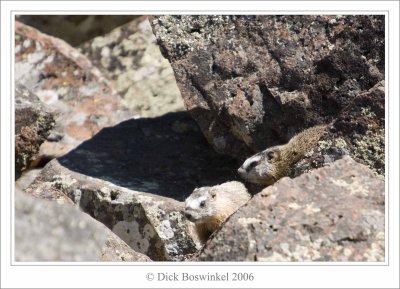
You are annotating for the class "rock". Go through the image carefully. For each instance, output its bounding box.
[15,168,42,191]
[334,80,385,175]
[151,16,385,175]
[290,80,385,178]
[25,111,239,260]
[25,159,198,261]
[100,233,152,262]
[16,15,139,46]
[80,17,184,117]
[198,156,384,261]
[15,21,133,163]
[15,83,55,179]
[15,190,151,262]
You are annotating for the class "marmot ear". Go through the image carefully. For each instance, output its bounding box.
[210,189,217,199]
[267,150,276,161]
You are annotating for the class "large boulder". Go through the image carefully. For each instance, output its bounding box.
[15,190,151,262]
[15,21,133,163]
[15,83,54,179]
[25,111,240,260]
[151,16,385,175]
[198,156,385,261]
[79,17,184,117]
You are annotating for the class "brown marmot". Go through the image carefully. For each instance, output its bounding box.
[238,124,327,185]
[184,181,251,244]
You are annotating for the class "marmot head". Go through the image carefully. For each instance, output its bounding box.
[237,145,284,185]
[184,186,217,223]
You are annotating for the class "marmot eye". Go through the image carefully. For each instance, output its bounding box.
[248,161,257,169]
[267,151,275,161]
[200,200,206,208]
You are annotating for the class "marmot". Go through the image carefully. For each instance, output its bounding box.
[184,181,251,244]
[238,124,327,186]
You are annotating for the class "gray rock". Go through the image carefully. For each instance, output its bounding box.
[151,16,385,175]
[25,159,197,261]
[15,83,55,179]
[15,168,42,191]
[198,156,384,261]
[79,17,184,117]
[15,21,133,163]
[15,190,151,262]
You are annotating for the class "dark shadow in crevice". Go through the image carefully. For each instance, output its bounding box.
[58,111,241,201]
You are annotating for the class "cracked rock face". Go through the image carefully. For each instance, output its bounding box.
[15,190,151,262]
[151,15,385,176]
[15,83,55,179]
[198,156,384,261]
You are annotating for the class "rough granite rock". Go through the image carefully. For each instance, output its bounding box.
[198,156,385,261]
[151,15,385,175]
[15,190,151,262]
[80,17,184,117]
[25,111,239,260]
[290,80,385,178]
[25,159,198,261]
[15,21,133,164]
[15,83,55,179]
[16,15,139,46]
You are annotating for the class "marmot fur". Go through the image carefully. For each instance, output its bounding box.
[238,124,327,185]
[184,181,251,244]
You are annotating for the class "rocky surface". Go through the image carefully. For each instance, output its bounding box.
[15,190,151,262]
[15,83,55,179]
[198,156,385,261]
[151,15,385,176]
[290,80,385,178]
[80,17,184,117]
[15,15,386,263]
[16,15,139,46]
[25,111,240,260]
[25,159,198,261]
[15,21,133,164]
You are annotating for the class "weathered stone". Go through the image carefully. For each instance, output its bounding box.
[290,80,385,179]
[151,16,385,175]
[26,112,239,260]
[15,21,133,163]
[15,168,42,191]
[198,156,384,261]
[25,159,197,261]
[15,83,55,179]
[16,15,139,46]
[100,233,152,262]
[15,190,151,262]
[80,17,184,117]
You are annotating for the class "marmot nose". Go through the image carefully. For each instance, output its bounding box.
[238,167,245,176]
[185,212,193,221]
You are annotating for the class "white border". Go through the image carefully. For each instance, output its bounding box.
[1,1,399,288]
